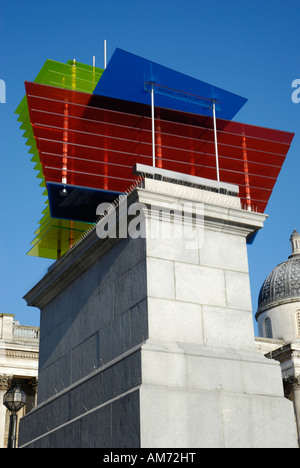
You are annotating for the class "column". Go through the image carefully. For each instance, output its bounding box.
[284,375,300,443]
[0,376,12,448]
[292,376,300,443]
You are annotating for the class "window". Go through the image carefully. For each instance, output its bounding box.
[265,317,273,339]
[296,311,300,337]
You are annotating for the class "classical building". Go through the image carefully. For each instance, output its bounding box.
[0,314,39,448]
[255,229,300,440]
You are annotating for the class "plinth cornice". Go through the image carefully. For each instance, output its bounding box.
[24,181,267,310]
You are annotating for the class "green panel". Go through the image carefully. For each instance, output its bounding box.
[27,244,59,260]
[34,59,103,93]
[33,216,92,240]
[16,58,102,259]
[28,217,94,259]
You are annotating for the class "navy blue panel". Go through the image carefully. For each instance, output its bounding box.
[93,49,247,120]
[47,182,121,223]
[247,231,259,245]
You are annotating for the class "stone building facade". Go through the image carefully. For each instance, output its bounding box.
[255,229,300,441]
[0,314,39,448]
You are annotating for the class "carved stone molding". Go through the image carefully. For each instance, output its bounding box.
[284,375,300,400]
[288,375,300,388]
[0,348,38,360]
[0,375,13,391]
[22,377,38,394]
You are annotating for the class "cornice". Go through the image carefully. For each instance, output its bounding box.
[0,348,39,360]
[256,297,300,319]
[24,182,267,310]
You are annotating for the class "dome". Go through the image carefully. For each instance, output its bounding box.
[256,230,300,316]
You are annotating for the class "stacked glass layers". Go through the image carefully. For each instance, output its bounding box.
[16,59,104,259]
[16,50,294,260]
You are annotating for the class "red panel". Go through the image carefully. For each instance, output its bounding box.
[25,81,295,214]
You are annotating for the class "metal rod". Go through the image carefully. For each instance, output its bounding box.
[242,134,252,211]
[156,110,162,168]
[212,101,220,182]
[151,84,156,167]
[62,102,69,186]
[104,40,107,69]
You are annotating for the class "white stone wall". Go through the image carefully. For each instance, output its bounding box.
[0,314,39,448]
[257,301,300,342]
[142,179,256,351]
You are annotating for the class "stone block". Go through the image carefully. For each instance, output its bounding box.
[225,270,252,311]
[71,333,99,383]
[220,393,298,448]
[140,386,223,448]
[111,390,141,448]
[175,263,226,307]
[81,404,112,448]
[113,260,147,316]
[129,299,148,349]
[146,217,199,265]
[83,284,115,339]
[38,351,72,402]
[240,358,285,397]
[142,347,187,388]
[0,314,14,340]
[98,312,131,366]
[147,298,203,344]
[48,419,82,449]
[102,352,142,404]
[97,235,146,293]
[202,306,255,349]
[199,230,248,272]
[147,257,175,300]
[70,372,104,420]
[186,352,245,393]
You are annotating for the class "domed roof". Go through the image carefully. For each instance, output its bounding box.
[257,230,300,316]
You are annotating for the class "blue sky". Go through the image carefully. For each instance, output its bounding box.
[0,0,299,330]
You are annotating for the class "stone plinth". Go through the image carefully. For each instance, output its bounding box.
[19,180,299,448]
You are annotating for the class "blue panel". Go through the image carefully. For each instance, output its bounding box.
[93,49,247,120]
[247,231,259,245]
[47,182,121,223]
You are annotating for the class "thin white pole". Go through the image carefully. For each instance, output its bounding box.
[104,40,107,69]
[93,56,96,68]
[212,101,220,182]
[151,84,156,167]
